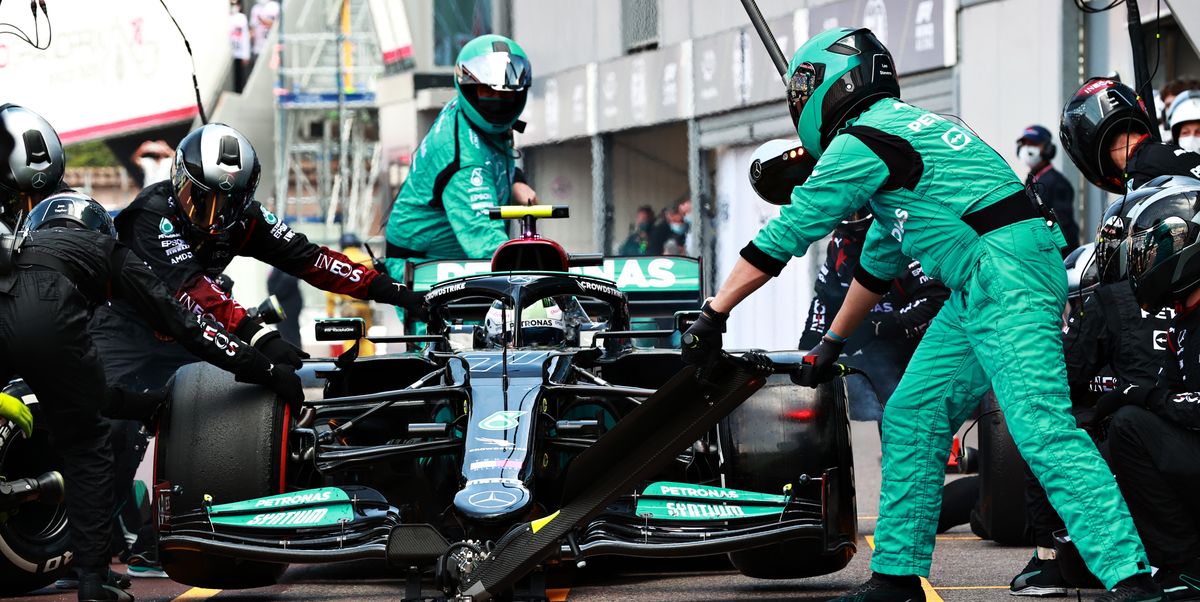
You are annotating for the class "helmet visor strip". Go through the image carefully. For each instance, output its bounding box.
[1095,214,1127,284]
[1126,216,1198,281]
[176,176,237,232]
[456,53,532,91]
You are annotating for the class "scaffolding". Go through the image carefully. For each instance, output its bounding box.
[274,0,384,238]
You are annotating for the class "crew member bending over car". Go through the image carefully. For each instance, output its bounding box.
[682,27,1158,602]
[90,123,427,393]
[0,192,300,602]
[384,34,537,273]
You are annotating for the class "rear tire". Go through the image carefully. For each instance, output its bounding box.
[157,363,289,588]
[970,393,1030,545]
[723,373,856,578]
[0,384,72,595]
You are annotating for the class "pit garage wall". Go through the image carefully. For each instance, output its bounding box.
[523,140,596,252]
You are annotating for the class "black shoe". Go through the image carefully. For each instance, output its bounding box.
[77,571,135,602]
[1155,562,1200,601]
[827,573,926,602]
[1096,574,1166,602]
[57,569,130,591]
[1009,555,1068,597]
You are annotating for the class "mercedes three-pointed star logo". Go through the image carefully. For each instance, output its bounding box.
[30,172,47,189]
[218,173,235,191]
[468,490,518,509]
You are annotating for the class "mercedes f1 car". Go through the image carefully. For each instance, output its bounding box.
[151,207,857,600]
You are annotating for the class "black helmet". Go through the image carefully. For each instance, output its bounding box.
[0,104,65,218]
[1060,78,1154,194]
[1096,176,1200,284]
[1064,242,1099,299]
[1122,182,1200,308]
[25,190,116,237]
[170,123,261,235]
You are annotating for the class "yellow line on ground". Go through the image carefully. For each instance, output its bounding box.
[935,535,982,540]
[173,587,221,601]
[858,515,879,519]
[921,578,945,602]
[865,535,875,549]
[547,587,570,601]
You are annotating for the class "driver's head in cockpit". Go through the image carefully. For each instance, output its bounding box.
[484,298,569,349]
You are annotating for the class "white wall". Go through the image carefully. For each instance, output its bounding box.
[525,140,596,252]
[959,0,1067,179]
[714,144,821,351]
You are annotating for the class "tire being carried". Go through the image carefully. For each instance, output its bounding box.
[0,381,72,595]
[156,363,290,588]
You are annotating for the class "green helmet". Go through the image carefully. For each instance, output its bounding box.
[454,34,532,135]
[787,28,900,158]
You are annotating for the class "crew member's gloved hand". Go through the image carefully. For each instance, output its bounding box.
[0,392,32,438]
[1091,384,1169,424]
[104,386,169,430]
[792,335,846,388]
[369,274,429,322]
[238,358,305,408]
[681,301,729,368]
[253,329,309,370]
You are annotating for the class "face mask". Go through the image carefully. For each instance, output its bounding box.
[669,223,686,235]
[1179,136,1200,153]
[1018,145,1043,168]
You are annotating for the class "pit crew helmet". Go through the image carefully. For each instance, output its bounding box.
[171,123,261,235]
[454,35,532,135]
[1064,242,1099,299]
[25,190,116,237]
[0,104,65,219]
[1122,180,1200,308]
[787,27,899,158]
[1093,182,1182,285]
[1167,89,1200,141]
[1060,78,1155,194]
[484,297,567,348]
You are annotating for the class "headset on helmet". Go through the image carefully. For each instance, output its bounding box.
[747,139,817,205]
[25,190,116,237]
[170,123,261,235]
[454,35,532,135]
[786,27,900,158]
[0,104,65,219]
[1121,180,1200,308]
[1060,77,1155,194]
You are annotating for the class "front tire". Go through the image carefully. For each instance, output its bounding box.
[970,392,1029,545]
[156,363,290,588]
[0,383,72,595]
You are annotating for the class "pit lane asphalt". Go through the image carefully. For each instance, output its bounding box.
[15,422,1102,602]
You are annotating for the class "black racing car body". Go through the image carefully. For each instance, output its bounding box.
[152,209,857,598]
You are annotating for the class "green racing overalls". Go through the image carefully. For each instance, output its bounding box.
[745,97,1149,587]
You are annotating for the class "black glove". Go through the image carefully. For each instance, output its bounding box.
[681,301,728,368]
[792,336,846,387]
[237,358,304,408]
[1091,384,1168,424]
[254,329,309,370]
[369,274,429,321]
[104,385,169,429]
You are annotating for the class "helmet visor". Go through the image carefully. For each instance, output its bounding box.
[1126,216,1197,282]
[787,63,822,128]
[1095,215,1128,284]
[175,175,249,233]
[456,53,532,91]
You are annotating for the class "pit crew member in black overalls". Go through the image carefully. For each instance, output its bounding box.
[0,192,300,602]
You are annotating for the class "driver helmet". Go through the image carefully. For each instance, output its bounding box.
[25,190,116,237]
[1122,182,1200,309]
[484,297,567,348]
[786,27,899,158]
[1059,77,1155,194]
[0,104,65,221]
[170,123,261,236]
[454,35,532,135]
[1096,176,1200,285]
